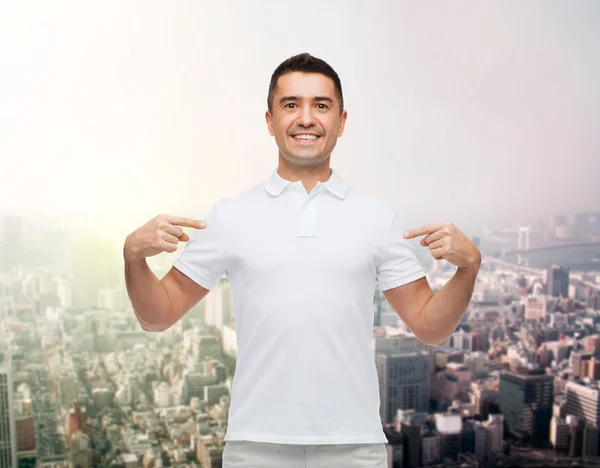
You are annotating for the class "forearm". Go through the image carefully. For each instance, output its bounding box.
[419,265,479,345]
[123,240,171,332]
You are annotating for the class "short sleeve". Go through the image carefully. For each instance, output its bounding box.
[377,211,426,291]
[173,203,225,291]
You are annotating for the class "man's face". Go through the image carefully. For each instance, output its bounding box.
[266,72,347,167]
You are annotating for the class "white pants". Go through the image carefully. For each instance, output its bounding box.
[222,440,388,467]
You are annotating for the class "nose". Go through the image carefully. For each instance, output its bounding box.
[296,105,317,127]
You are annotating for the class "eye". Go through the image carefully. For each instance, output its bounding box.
[317,103,328,109]
[285,103,298,108]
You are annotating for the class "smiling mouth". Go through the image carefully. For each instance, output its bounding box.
[291,134,321,142]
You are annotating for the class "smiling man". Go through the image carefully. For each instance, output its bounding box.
[124,53,481,467]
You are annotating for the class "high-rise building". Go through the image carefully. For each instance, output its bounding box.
[0,216,25,271]
[0,339,17,468]
[421,431,441,466]
[66,401,91,453]
[581,357,600,380]
[565,380,600,427]
[450,330,473,352]
[499,366,554,440]
[571,352,594,377]
[397,410,427,468]
[546,265,570,298]
[550,415,574,452]
[372,330,420,358]
[435,413,462,460]
[71,431,92,467]
[524,296,549,322]
[71,237,119,310]
[584,425,600,457]
[584,335,600,355]
[204,277,233,328]
[377,350,430,423]
[373,287,384,328]
[517,226,530,266]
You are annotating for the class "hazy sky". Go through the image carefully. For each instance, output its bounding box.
[1,1,599,242]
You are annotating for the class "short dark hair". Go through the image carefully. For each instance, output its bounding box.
[267,53,344,114]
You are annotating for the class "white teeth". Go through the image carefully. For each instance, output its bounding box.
[293,134,319,140]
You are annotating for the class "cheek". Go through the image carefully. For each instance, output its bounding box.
[324,118,341,134]
[273,119,293,136]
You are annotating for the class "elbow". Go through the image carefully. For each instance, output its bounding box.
[411,329,451,347]
[432,338,450,347]
[139,322,165,333]
[135,312,168,333]
[422,338,450,347]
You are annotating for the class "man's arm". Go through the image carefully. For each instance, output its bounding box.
[123,211,219,332]
[383,264,479,346]
[383,220,481,346]
[124,255,172,332]
[124,250,210,332]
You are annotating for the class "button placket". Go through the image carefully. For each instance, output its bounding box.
[298,192,319,237]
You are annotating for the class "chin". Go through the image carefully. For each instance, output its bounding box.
[283,153,329,167]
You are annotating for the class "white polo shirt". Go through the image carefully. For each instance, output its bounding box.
[173,166,425,445]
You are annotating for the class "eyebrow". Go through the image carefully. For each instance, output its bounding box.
[279,96,334,105]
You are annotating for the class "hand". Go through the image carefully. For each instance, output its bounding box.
[403,221,481,270]
[124,214,207,261]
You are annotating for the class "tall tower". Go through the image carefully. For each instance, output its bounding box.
[517,226,530,266]
[0,335,17,468]
[546,265,570,298]
[0,216,25,271]
[71,237,119,310]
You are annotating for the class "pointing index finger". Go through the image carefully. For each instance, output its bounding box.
[165,215,206,229]
[403,223,443,239]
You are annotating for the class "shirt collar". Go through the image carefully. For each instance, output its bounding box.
[263,166,349,199]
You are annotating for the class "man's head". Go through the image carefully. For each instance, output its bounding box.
[266,53,347,168]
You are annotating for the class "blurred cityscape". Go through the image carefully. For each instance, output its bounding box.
[1,211,600,467]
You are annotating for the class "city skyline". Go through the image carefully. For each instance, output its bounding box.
[2,226,600,466]
[1,3,600,464]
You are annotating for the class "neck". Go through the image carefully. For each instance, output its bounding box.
[277,155,332,193]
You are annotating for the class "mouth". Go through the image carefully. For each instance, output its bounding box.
[291,133,321,143]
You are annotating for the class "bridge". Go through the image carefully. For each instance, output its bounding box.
[492,241,600,256]
[482,257,600,292]
[483,257,544,275]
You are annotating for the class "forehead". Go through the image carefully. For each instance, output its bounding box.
[274,72,336,98]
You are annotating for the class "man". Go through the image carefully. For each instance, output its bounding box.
[124,53,481,467]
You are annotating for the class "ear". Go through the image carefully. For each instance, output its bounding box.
[265,110,275,136]
[337,109,348,137]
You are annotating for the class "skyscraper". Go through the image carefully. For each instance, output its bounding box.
[565,380,600,427]
[0,337,17,468]
[546,265,570,298]
[71,237,119,310]
[0,216,25,271]
[204,277,233,328]
[499,366,554,440]
[377,350,430,424]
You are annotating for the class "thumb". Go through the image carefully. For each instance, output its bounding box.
[179,232,190,242]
